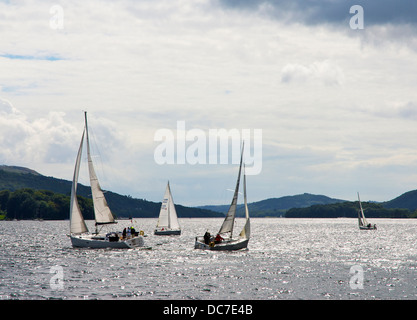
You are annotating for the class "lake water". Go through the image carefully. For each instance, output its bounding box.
[1,218,417,300]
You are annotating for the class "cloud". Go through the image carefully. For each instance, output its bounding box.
[369,101,417,120]
[281,60,344,86]
[397,102,417,120]
[1,0,417,205]
[0,98,119,166]
[0,98,70,164]
[218,0,417,26]
[218,0,417,52]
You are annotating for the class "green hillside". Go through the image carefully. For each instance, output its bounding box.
[382,190,417,211]
[0,165,222,220]
[0,188,93,220]
[199,191,417,218]
[285,201,413,218]
[2,165,417,219]
[199,193,345,217]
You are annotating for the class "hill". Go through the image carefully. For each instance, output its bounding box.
[0,165,222,219]
[0,165,40,176]
[2,165,417,219]
[198,193,345,217]
[285,201,413,218]
[382,190,417,211]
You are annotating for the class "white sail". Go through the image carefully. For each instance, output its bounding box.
[157,182,180,230]
[70,129,88,234]
[167,182,180,230]
[157,183,170,228]
[239,164,250,240]
[218,143,244,238]
[84,112,115,225]
[357,192,368,226]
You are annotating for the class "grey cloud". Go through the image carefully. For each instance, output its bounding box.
[218,0,417,26]
[396,102,417,120]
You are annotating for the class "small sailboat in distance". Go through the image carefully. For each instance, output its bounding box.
[154,181,181,235]
[357,192,377,230]
[194,143,250,251]
[69,112,145,248]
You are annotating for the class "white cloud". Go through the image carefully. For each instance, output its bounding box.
[0,98,79,165]
[281,60,345,86]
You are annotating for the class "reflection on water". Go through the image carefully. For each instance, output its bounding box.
[1,218,417,299]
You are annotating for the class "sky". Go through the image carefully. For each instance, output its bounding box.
[1,0,417,206]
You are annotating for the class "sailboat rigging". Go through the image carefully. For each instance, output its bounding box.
[154,181,181,235]
[69,112,145,248]
[194,144,250,251]
[357,192,377,230]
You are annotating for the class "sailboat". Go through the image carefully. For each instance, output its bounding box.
[194,144,250,251]
[69,112,145,248]
[154,181,181,235]
[357,192,377,230]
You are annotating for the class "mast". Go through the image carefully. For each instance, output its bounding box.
[84,111,115,228]
[70,128,88,234]
[218,142,244,238]
[167,181,171,228]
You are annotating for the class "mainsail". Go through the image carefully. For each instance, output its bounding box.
[156,181,180,230]
[357,192,368,226]
[84,112,115,225]
[239,164,250,240]
[70,129,88,234]
[218,143,244,238]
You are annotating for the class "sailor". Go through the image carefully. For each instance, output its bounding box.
[122,228,127,239]
[204,231,210,244]
[214,233,223,244]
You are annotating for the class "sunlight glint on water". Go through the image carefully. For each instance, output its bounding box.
[1,218,417,299]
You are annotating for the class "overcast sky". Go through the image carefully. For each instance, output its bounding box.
[1,0,417,206]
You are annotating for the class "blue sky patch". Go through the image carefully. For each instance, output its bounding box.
[0,54,62,61]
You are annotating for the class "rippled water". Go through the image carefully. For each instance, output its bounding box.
[1,218,417,300]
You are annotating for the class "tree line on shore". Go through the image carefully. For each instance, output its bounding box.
[285,201,417,218]
[0,187,222,220]
[1,187,417,221]
[0,188,94,220]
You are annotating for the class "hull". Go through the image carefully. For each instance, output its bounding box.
[154,228,181,235]
[194,237,249,251]
[70,234,145,248]
[359,225,377,230]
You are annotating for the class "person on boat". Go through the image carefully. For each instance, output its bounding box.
[204,231,211,244]
[122,228,127,239]
[131,226,136,236]
[214,233,224,244]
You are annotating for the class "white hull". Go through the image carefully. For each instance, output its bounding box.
[194,237,249,251]
[70,234,144,249]
[154,228,181,235]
